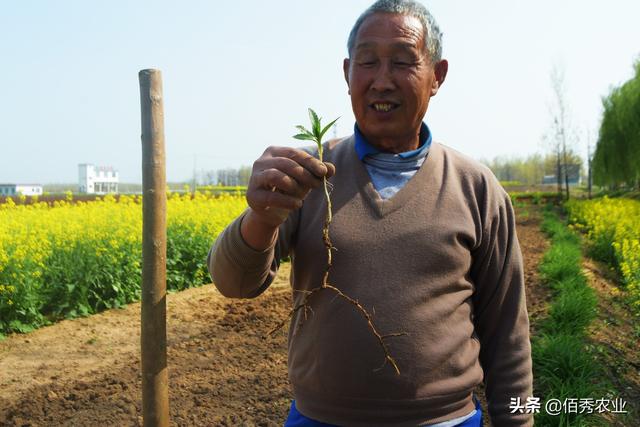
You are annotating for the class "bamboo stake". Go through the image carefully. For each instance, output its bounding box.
[139,69,169,427]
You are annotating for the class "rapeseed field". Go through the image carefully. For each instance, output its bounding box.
[0,192,246,335]
[567,197,640,312]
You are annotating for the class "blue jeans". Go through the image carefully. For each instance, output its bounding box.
[284,398,483,427]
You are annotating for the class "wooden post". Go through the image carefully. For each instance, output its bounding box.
[139,69,169,427]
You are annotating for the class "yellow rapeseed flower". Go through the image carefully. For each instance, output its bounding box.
[0,191,246,332]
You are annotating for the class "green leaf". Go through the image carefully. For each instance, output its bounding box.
[320,117,340,140]
[296,125,312,135]
[308,108,321,138]
[308,108,320,125]
[294,108,339,150]
[9,320,34,334]
[293,133,316,141]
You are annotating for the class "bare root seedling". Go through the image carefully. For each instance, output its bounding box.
[267,108,405,375]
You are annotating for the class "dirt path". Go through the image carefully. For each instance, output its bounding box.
[1,210,552,426]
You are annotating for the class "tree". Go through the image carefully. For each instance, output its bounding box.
[482,152,582,186]
[197,166,252,187]
[237,166,251,186]
[593,60,640,189]
[548,66,575,200]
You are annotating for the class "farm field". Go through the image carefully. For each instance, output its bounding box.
[0,193,246,335]
[566,197,640,313]
[0,204,638,425]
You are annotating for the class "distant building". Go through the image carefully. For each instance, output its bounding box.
[78,164,119,194]
[0,183,43,196]
[542,164,582,186]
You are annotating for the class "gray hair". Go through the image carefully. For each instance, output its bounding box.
[347,0,443,64]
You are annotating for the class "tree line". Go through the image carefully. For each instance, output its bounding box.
[482,152,583,186]
[593,60,640,189]
[203,157,586,189]
[197,166,251,187]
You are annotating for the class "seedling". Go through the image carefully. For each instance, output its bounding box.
[293,108,339,260]
[269,108,403,375]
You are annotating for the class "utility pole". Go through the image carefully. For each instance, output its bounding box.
[138,69,169,427]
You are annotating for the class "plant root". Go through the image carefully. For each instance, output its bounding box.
[266,175,405,374]
[267,280,406,375]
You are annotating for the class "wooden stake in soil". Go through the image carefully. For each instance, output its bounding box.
[139,69,169,427]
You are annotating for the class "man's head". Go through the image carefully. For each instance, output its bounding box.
[343,0,448,152]
[347,0,443,64]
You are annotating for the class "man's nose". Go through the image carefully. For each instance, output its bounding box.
[371,61,396,92]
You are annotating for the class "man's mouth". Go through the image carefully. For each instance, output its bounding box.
[370,102,399,112]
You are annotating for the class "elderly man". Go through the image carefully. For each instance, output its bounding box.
[208,0,533,426]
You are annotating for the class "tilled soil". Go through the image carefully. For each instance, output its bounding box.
[1,278,292,426]
[1,210,552,426]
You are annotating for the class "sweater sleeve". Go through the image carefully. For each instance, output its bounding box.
[470,186,533,426]
[207,208,297,298]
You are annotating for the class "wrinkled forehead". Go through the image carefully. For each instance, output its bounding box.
[353,13,426,52]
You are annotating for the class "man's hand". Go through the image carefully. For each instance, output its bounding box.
[241,146,335,250]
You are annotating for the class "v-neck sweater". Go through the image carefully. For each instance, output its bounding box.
[208,136,533,426]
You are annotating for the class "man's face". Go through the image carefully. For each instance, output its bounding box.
[344,13,447,151]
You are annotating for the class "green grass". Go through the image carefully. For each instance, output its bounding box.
[533,334,600,392]
[539,242,583,285]
[532,208,606,426]
[544,287,598,336]
[541,211,580,243]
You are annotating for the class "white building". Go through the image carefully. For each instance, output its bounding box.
[78,164,119,194]
[0,183,43,197]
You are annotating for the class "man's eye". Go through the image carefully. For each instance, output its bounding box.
[394,61,414,68]
[358,61,377,68]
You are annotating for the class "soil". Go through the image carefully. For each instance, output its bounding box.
[0,279,292,426]
[0,206,637,426]
[582,259,640,426]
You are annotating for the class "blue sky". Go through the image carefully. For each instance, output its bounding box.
[1,1,639,183]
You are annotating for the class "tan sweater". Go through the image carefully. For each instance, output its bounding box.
[208,137,533,426]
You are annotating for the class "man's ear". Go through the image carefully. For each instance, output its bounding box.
[343,58,351,94]
[430,59,448,97]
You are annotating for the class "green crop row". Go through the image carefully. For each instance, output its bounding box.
[532,209,605,426]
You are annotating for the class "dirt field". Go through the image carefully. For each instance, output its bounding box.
[1,208,637,426]
[0,274,292,426]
